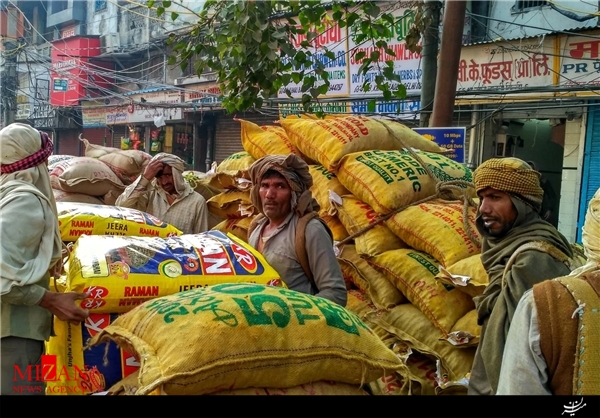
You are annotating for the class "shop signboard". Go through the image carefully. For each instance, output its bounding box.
[183,83,223,107]
[82,101,108,128]
[557,34,600,90]
[413,127,465,163]
[105,91,183,124]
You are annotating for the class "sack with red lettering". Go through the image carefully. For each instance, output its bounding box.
[57,202,182,242]
[280,115,447,172]
[49,157,125,196]
[239,119,303,160]
[66,231,285,314]
[45,314,140,396]
[98,150,151,185]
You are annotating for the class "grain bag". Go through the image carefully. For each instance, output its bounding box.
[98,150,151,185]
[416,151,475,197]
[345,289,399,346]
[385,199,482,267]
[53,188,104,205]
[56,202,182,242]
[280,115,446,171]
[48,155,75,171]
[66,231,284,313]
[207,189,255,219]
[308,164,349,217]
[367,249,475,336]
[239,119,302,160]
[321,214,349,241]
[183,170,223,202]
[338,245,406,309]
[333,195,406,257]
[80,137,119,158]
[212,216,255,243]
[366,303,476,384]
[216,151,256,174]
[86,283,405,395]
[436,254,489,298]
[448,309,481,347]
[336,150,437,214]
[45,315,140,395]
[49,157,125,196]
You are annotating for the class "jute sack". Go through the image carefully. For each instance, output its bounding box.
[182,171,223,202]
[216,151,256,174]
[207,189,255,219]
[98,150,151,185]
[333,195,406,257]
[321,214,349,241]
[49,157,125,196]
[401,351,441,396]
[308,165,349,217]
[211,216,255,243]
[67,231,285,314]
[101,190,120,206]
[80,137,118,158]
[448,309,481,348]
[85,283,405,395]
[338,245,406,309]
[56,201,182,242]
[53,188,104,205]
[367,249,475,336]
[48,155,75,171]
[385,199,482,267]
[435,254,489,298]
[365,303,476,384]
[279,115,446,171]
[336,150,437,215]
[416,151,475,198]
[345,289,400,347]
[368,372,409,396]
[239,119,302,160]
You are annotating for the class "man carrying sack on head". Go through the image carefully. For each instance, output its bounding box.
[497,187,600,395]
[247,154,347,307]
[1,123,90,395]
[116,152,208,234]
[467,157,575,395]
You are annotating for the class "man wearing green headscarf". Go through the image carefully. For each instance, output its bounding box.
[468,157,575,395]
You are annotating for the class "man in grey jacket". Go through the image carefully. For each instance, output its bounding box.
[247,154,347,307]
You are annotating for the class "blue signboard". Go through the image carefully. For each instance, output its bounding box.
[413,127,466,163]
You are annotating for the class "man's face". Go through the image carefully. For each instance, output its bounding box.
[157,165,175,194]
[259,172,292,223]
[477,187,518,237]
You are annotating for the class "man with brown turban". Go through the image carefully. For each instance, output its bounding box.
[247,154,347,306]
[1,123,89,395]
[467,157,575,395]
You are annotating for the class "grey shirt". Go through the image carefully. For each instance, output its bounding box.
[248,212,347,307]
[496,289,552,395]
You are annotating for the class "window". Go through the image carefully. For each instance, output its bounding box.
[52,1,69,13]
[95,0,107,12]
[513,1,548,13]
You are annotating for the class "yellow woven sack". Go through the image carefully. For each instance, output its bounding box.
[333,195,406,257]
[66,231,284,314]
[308,165,349,217]
[436,254,489,298]
[449,309,481,347]
[416,151,475,197]
[57,202,182,242]
[212,216,255,243]
[280,115,446,171]
[321,214,349,241]
[45,315,140,396]
[367,249,475,336]
[401,351,440,395]
[385,199,482,267]
[183,171,224,202]
[336,150,437,215]
[85,283,405,395]
[216,151,256,173]
[338,245,406,309]
[345,289,399,346]
[211,380,371,395]
[239,119,302,160]
[366,303,476,385]
[207,189,255,219]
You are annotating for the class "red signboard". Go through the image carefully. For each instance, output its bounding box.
[50,37,113,106]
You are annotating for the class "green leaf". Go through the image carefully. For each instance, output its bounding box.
[156,6,164,16]
[147,0,155,8]
[367,100,376,112]
[370,50,380,62]
[171,11,179,21]
[162,1,172,7]
[383,90,392,101]
[354,51,366,62]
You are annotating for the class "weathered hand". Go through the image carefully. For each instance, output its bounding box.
[143,160,164,181]
[39,291,90,324]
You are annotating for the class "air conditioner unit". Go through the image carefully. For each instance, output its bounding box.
[100,33,120,54]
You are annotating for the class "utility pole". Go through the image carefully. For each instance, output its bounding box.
[1,39,18,127]
[419,0,442,127]
[430,0,466,127]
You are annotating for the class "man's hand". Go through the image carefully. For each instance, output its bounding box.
[143,160,164,181]
[39,291,90,324]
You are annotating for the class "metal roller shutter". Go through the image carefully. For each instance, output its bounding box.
[111,126,128,149]
[577,103,600,242]
[82,128,112,148]
[214,111,279,163]
[56,130,82,156]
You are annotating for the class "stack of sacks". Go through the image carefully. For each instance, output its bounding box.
[46,203,185,395]
[182,169,227,230]
[277,114,484,395]
[84,283,405,395]
[47,224,286,395]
